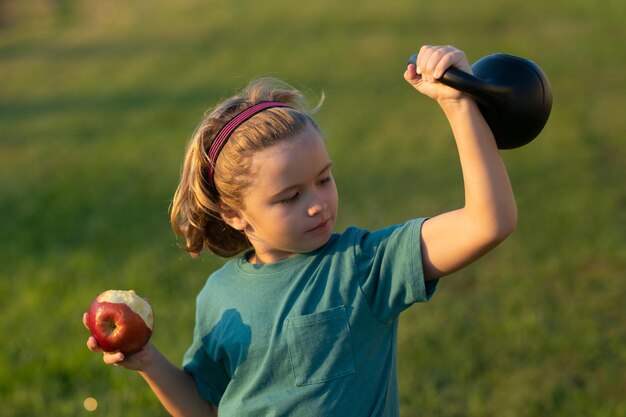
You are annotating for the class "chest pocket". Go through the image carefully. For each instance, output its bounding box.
[285,305,356,386]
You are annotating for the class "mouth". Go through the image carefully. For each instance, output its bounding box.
[307,218,331,233]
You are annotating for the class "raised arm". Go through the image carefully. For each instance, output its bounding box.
[403,45,517,280]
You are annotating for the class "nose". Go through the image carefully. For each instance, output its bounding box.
[307,197,327,217]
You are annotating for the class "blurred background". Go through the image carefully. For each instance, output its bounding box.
[1,0,624,416]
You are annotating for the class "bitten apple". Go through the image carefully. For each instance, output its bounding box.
[86,290,154,355]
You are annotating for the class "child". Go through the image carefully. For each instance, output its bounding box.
[84,44,517,416]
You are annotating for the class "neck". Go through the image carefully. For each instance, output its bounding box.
[247,250,295,265]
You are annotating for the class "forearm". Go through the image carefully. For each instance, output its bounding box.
[420,98,517,279]
[139,348,217,417]
[441,97,517,236]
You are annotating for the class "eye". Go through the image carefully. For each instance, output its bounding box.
[319,175,333,185]
[280,192,301,204]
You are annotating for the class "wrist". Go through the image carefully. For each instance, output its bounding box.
[438,95,477,115]
[134,343,162,375]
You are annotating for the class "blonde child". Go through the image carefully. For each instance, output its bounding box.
[84,44,517,417]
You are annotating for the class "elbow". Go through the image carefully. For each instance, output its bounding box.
[498,212,517,241]
[490,205,518,244]
[473,204,517,248]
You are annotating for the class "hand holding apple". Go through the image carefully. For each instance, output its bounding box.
[86,290,154,355]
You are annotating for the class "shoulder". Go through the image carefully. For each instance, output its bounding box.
[321,219,425,272]
[196,257,243,299]
[342,218,427,252]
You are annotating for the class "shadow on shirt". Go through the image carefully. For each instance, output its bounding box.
[201,308,252,380]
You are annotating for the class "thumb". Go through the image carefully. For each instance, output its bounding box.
[103,351,126,366]
[404,64,423,88]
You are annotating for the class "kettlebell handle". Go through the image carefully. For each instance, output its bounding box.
[407,53,511,104]
[407,52,553,149]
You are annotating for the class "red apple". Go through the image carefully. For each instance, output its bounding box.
[86,289,154,355]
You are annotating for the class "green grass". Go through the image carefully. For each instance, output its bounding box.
[1,0,625,415]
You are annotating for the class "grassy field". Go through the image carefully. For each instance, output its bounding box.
[1,0,625,416]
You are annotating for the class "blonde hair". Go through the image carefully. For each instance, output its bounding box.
[170,78,323,257]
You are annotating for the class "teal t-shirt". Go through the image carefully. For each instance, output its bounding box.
[183,218,438,416]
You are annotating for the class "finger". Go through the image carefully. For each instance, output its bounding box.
[433,48,465,79]
[86,336,102,352]
[404,63,422,84]
[82,313,89,329]
[103,352,125,366]
[416,45,433,76]
[423,46,453,81]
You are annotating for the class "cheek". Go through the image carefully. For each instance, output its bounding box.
[327,184,339,209]
[246,206,290,232]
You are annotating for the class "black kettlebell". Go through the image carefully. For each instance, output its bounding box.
[408,53,553,149]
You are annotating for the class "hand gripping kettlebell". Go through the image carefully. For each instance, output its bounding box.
[408,53,553,149]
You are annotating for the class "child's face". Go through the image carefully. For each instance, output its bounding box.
[229,125,338,264]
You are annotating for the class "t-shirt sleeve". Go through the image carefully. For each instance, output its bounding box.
[182,291,230,407]
[353,218,438,323]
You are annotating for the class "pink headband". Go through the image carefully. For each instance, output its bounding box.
[207,101,290,186]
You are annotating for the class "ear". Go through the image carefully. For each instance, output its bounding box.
[220,205,248,231]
